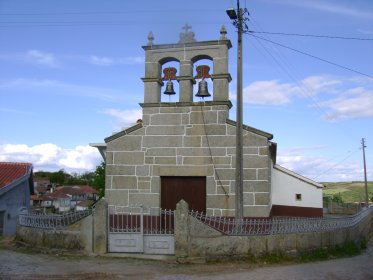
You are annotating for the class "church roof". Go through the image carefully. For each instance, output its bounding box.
[226,119,273,140]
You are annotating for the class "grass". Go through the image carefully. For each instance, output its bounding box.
[258,241,366,264]
[208,240,367,266]
[299,241,362,262]
[323,181,373,203]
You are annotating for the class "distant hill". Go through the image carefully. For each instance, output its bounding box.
[323,181,373,203]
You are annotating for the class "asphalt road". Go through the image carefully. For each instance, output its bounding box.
[0,239,372,280]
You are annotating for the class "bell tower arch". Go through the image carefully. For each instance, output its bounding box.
[141,25,232,104]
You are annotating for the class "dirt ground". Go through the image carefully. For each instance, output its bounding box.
[0,237,372,280]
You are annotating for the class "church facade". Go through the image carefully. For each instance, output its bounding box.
[93,26,323,218]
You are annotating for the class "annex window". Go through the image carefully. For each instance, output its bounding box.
[295,194,302,201]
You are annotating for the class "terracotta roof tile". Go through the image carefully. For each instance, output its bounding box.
[0,162,32,189]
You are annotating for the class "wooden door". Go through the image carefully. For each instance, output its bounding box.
[161,176,206,212]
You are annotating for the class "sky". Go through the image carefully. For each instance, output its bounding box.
[0,0,372,183]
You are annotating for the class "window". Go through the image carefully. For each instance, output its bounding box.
[296,194,302,201]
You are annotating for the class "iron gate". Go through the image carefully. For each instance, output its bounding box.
[108,205,175,254]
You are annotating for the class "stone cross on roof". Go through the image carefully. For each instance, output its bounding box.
[179,23,196,43]
[182,23,192,33]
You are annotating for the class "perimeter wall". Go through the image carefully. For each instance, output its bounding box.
[175,200,373,261]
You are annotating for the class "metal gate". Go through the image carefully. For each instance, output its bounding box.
[108,206,175,254]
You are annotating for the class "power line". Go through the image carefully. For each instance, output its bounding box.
[250,31,373,41]
[246,32,373,79]
[312,148,359,180]
[248,19,331,118]
[0,9,224,16]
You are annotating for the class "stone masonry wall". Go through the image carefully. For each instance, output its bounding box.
[105,102,271,217]
[174,201,373,260]
[16,199,108,255]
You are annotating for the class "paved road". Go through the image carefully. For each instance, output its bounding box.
[1,240,372,280]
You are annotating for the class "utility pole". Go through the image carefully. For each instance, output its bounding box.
[362,138,369,207]
[227,0,249,220]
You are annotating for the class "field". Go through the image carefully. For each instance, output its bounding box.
[323,181,373,203]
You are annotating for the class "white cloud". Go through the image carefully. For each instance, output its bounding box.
[277,147,369,182]
[357,29,373,35]
[101,108,142,129]
[90,56,114,66]
[0,143,101,173]
[89,55,144,66]
[0,50,58,67]
[242,75,338,105]
[243,80,296,105]
[320,90,373,121]
[0,78,128,102]
[300,76,340,95]
[0,108,36,115]
[281,0,373,19]
[241,75,373,121]
[26,50,58,67]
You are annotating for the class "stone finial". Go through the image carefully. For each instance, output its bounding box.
[179,23,196,43]
[220,25,227,40]
[147,31,154,46]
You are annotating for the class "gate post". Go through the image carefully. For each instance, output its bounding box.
[93,199,108,254]
[175,200,189,258]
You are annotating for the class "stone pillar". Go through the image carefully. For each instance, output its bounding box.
[142,54,163,103]
[211,43,231,102]
[93,198,108,254]
[211,73,231,101]
[175,199,190,258]
[178,60,194,102]
[142,78,163,103]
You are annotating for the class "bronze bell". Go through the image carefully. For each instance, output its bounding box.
[163,80,176,95]
[195,79,211,98]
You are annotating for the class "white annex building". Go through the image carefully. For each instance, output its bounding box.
[92,26,323,218]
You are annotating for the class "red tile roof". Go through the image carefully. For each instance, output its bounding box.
[42,185,97,200]
[0,162,32,189]
[76,185,98,194]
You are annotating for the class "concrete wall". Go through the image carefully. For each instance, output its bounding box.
[175,202,373,261]
[271,165,323,216]
[328,202,360,215]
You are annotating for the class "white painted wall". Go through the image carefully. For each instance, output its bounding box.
[271,165,323,208]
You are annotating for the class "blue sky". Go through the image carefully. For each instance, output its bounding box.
[0,0,372,182]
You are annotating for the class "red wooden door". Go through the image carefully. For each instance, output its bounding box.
[161,176,206,212]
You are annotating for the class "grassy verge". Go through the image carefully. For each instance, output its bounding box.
[208,240,367,265]
[299,241,364,262]
[323,182,373,203]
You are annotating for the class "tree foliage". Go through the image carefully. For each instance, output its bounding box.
[91,161,105,198]
[35,169,95,186]
[34,162,106,198]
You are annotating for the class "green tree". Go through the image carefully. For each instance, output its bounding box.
[332,193,344,204]
[49,169,68,185]
[92,162,105,198]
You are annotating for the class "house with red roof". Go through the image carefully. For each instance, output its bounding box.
[0,162,34,236]
[39,185,98,212]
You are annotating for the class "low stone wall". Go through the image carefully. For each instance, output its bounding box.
[16,217,89,252]
[16,199,108,255]
[328,202,360,215]
[175,201,373,261]
[16,200,372,259]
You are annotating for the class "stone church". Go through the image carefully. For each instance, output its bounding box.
[92,26,323,218]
